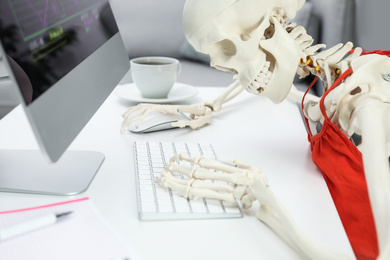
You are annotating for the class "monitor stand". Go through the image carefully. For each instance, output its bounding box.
[0,150,104,195]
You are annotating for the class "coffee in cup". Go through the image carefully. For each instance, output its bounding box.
[130,57,181,99]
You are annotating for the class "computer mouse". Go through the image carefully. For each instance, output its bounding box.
[127,111,189,133]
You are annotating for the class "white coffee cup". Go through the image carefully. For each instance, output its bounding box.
[130,57,181,99]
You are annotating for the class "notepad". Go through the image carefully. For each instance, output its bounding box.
[0,197,137,260]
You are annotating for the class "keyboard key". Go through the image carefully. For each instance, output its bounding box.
[190,199,208,213]
[158,204,173,213]
[205,199,225,213]
[141,202,156,212]
[223,202,241,214]
[173,199,191,213]
[139,179,153,185]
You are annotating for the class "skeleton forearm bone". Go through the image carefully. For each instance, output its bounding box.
[287,85,323,125]
[157,154,350,260]
[205,80,244,112]
[287,84,319,104]
[121,81,244,131]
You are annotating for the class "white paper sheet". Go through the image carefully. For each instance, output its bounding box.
[0,197,138,260]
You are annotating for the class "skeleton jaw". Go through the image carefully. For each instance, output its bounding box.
[245,18,304,103]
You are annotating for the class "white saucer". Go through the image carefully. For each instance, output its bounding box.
[114,83,198,103]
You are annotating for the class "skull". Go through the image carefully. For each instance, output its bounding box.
[183,0,305,103]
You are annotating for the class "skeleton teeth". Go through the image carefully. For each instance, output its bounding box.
[249,62,273,94]
[251,80,260,89]
[262,61,271,72]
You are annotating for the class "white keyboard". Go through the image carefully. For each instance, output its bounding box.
[134,141,242,221]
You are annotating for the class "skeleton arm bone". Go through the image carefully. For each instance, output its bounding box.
[287,84,320,104]
[252,185,350,260]
[204,80,244,112]
[158,154,350,260]
[354,99,390,258]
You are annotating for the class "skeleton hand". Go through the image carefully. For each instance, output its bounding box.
[120,103,212,132]
[157,154,350,260]
[120,81,244,133]
[156,153,267,208]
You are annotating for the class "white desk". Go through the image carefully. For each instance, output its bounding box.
[0,86,354,259]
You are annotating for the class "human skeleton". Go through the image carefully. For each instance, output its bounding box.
[122,0,390,259]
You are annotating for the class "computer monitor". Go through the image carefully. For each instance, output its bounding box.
[0,0,130,195]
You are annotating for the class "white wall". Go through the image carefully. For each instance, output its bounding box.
[355,0,390,51]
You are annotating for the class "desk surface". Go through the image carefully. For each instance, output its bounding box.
[0,86,354,259]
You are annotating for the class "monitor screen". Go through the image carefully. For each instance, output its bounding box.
[1,0,118,104]
[0,0,130,195]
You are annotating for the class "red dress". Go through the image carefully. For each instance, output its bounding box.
[302,68,379,260]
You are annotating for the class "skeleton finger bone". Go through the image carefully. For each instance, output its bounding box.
[121,103,180,132]
[121,105,153,130]
[156,171,237,202]
[170,153,238,171]
[167,154,257,185]
[171,112,212,129]
[166,159,251,187]
[231,159,263,172]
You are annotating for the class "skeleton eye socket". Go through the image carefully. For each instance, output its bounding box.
[211,39,237,56]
